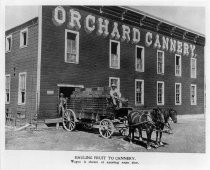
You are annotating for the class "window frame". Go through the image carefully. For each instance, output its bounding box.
[65,29,79,64]
[109,77,120,91]
[20,28,28,48]
[135,45,145,72]
[175,83,182,105]
[18,72,27,105]
[191,58,197,78]
[5,74,11,104]
[157,81,165,105]
[157,50,165,74]
[175,54,182,77]
[135,79,144,106]
[5,34,12,52]
[191,84,197,105]
[109,39,120,69]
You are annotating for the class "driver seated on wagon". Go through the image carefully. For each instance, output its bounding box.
[109,83,122,109]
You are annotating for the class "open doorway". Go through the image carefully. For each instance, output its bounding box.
[58,84,84,100]
[59,87,75,99]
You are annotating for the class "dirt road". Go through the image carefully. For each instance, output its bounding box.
[5,115,205,153]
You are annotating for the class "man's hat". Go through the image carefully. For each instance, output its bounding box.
[60,93,64,96]
[111,83,117,87]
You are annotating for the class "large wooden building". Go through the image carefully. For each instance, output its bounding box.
[5,6,205,122]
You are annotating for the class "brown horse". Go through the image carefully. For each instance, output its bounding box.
[127,108,164,149]
[155,108,177,147]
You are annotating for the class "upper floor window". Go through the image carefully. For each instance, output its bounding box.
[191,58,197,78]
[191,84,197,105]
[110,40,120,69]
[157,81,164,105]
[65,29,79,64]
[135,46,144,72]
[109,77,120,91]
[135,79,144,105]
[18,72,27,105]
[157,50,164,74]
[20,28,28,48]
[175,54,182,76]
[5,75,10,104]
[175,83,182,105]
[6,35,12,52]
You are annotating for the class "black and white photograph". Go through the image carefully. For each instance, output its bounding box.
[1,0,209,170]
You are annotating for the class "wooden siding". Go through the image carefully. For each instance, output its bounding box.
[5,23,38,122]
[39,6,204,118]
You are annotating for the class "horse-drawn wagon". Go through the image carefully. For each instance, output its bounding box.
[61,87,133,138]
[58,86,177,149]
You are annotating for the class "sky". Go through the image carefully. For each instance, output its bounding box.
[5,5,205,35]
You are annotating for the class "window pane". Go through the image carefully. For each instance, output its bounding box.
[136,81,142,104]
[111,42,118,54]
[23,32,27,45]
[66,32,77,63]
[67,33,76,40]
[136,47,143,71]
[158,83,163,103]
[157,51,163,73]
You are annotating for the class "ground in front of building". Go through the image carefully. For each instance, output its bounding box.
[5,115,205,153]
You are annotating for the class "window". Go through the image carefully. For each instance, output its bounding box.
[135,46,144,72]
[191,58,197,78]
[109,77,120,91]
[110,40,120,69]
[191,84,197,105]
[157,50,164,74]
[175,54,182,76]
[135,79,144,105]
[20,28,28,47]
[18,72,27,105]
[65,29,79,64]
[175,83,182,105]
[157,81,164,105]
[5,75,10,104]
[6,35,12,52]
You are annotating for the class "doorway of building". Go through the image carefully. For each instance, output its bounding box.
[59,87,75,99]
[58,84,84,100]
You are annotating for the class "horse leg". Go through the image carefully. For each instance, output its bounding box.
[154,131,159,148]
[129,127,135,144]
[159,131,164,146]
[146,127,152,150]
[138,126,143,142]
[129,127,132,144]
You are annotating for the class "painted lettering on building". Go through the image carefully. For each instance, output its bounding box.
[52,6,196,57]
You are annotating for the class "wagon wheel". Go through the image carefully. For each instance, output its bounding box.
[99,119,114,139]
[63,109,76,131]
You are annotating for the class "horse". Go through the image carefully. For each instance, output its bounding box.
[127,108,164,149]
[154,108,177,147]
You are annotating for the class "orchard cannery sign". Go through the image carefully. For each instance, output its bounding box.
[52,6,196,57]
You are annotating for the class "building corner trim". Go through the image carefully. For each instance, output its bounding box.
[36,6,42,116]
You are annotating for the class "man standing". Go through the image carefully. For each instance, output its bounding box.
[59,93,67,116]
[110,83,122,108]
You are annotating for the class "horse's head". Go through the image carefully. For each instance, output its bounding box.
[152,108,165,124]
[169,109,177,123]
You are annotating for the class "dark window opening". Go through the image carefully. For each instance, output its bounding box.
[67,32,76,40]
[8,38,11,50]
[137,48,142,59]
[21,92,25,103]
[23,32,27,45]
[111,42,118,54]
[58,10,63,20]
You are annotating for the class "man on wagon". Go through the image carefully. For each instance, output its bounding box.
[110,83,122,108]
[59,93,67,116]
